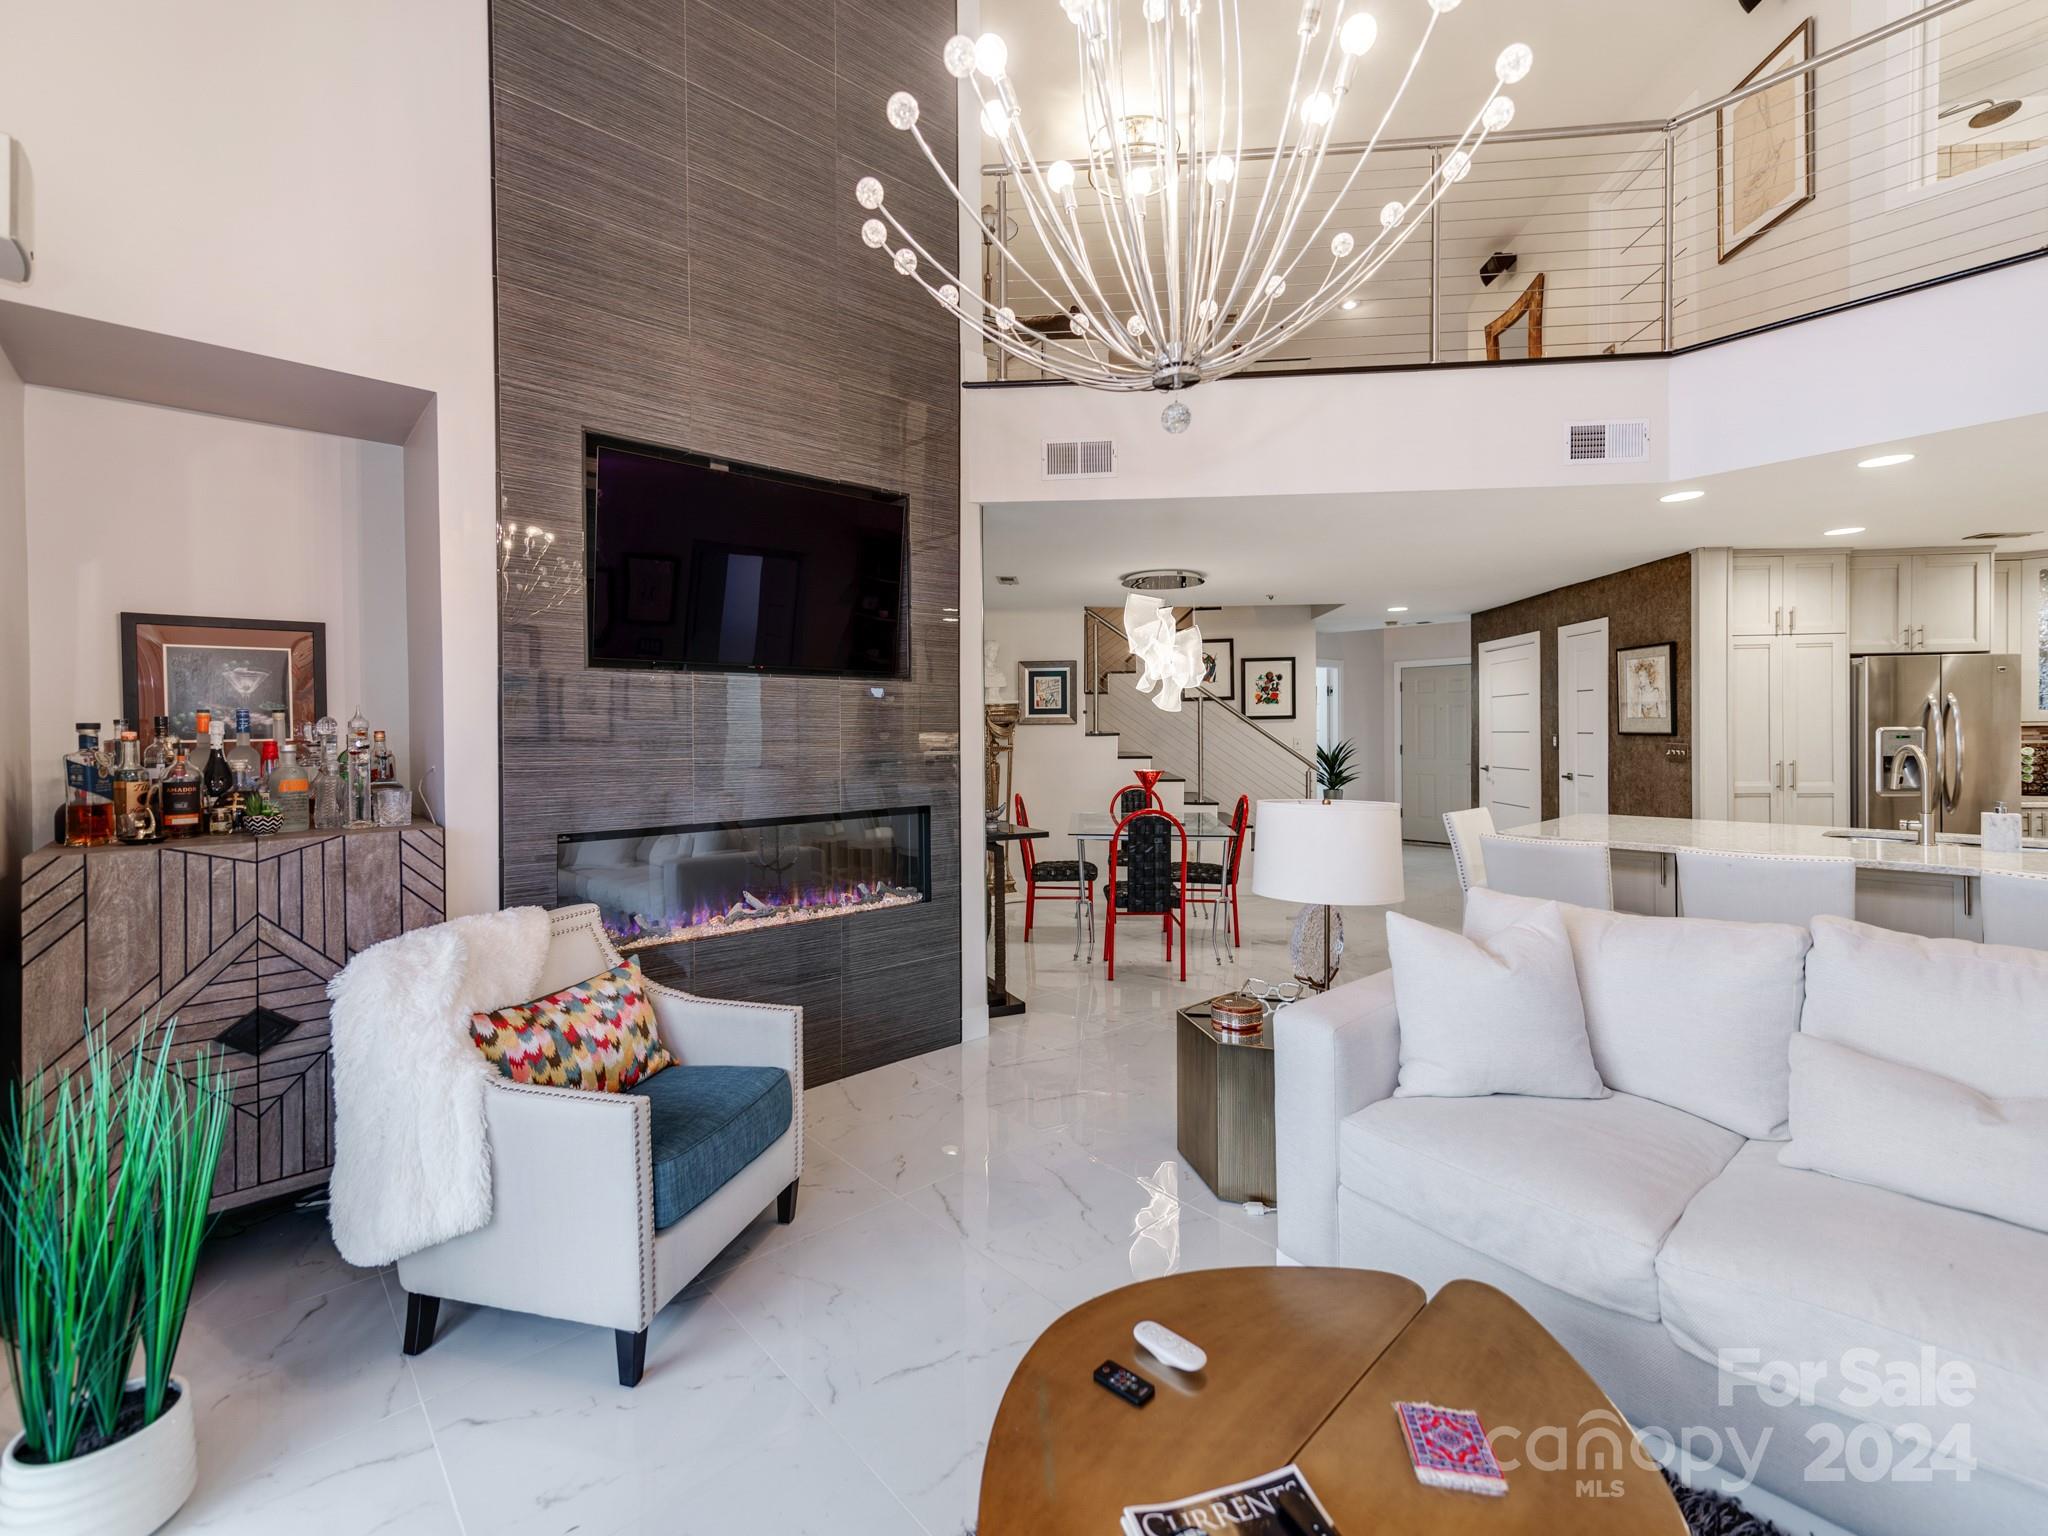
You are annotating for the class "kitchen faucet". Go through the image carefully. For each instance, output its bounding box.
[1888,741,1939,848]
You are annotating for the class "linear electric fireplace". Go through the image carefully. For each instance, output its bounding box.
[557,807,930,953]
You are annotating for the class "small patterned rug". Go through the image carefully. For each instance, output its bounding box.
[1663,1469,1796,1535]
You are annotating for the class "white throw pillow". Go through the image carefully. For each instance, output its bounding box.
[1780,1034,2048,1233]
[1801,916,2048,1099]
[1387,904,1606,1100]
[1462,887,1808,1140]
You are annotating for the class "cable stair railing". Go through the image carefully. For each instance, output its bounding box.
[1083,609,1318,822]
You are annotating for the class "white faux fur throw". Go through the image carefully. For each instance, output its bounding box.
[326,907,552,1267]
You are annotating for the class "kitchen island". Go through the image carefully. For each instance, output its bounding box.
[1493,815,2048,939]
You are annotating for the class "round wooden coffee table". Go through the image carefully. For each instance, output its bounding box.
[979,1267,1685,1534]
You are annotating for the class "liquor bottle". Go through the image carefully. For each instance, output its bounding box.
[371,729,395,784]
[202,720,234,811]
[269,742,312,833]
[62,724,115,846]
[348,734,373,825]
[311,747,348,830]
[225,708,262,795]
[142,715,175,804]
[160,748,204,838]
[191,709,215,780]
[112,731,158,843]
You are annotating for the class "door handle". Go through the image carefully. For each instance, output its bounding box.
[1917,625,1927,648]
[1789,606,1797,632]
[1774,606,1782,633]
[1479,763,1492,774]
[1902,626,1913,647]
[1774,761,1783,789]
[1922,694,1944,803]
[1562,771,1575,781]
[1790,760,1798,790]
[1943,692,1964,813]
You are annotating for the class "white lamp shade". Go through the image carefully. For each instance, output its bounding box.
[1250,799,1405,907]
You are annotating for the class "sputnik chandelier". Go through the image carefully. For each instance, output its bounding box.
[854,0,1533,432]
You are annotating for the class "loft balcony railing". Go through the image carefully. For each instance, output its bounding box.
[976,0,2048,381]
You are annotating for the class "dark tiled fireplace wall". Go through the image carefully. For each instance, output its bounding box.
[490,0,963,1084]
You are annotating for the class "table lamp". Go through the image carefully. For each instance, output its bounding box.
[1250,799,1405,990]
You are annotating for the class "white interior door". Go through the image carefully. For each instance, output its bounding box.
[1557,618,1609,816]
[1477,631,1541,829]
[1399,662,1473,842]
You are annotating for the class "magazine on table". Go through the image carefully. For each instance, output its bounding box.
[1119,1464,1341,1535]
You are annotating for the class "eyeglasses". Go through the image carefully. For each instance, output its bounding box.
[1240,978,1308,1009]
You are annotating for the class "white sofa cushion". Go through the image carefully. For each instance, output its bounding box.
[1462,887,1808,1139]
[1386,905,1605,1100]
[1801,916,2048,1098]
[1340,1091,1741,1321]
[1780,1034,2048,1233]
[1658,1141,2048,1489]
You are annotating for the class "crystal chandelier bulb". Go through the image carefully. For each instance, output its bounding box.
[1128,314,1148,338]
[942,34,976,78]
[1206,155,1236,184]
[1428,0,1462,11]
[860,218,888,248]
[1379,200,1405,227]
[980,100,1011,139]
[1144,0,1167,20]
[1495,43,1533,84]
[1331,231,1355,258]
[1442,149,1472,183]
[1197,297,1219,320]
[996,305,1018,329]
[1483,96,1515,132]
[1162,399,1192,434]
[938,283,959,307]
[886,91,919,129]
[1339,13,1377,56]
[893,248,918,275]
[1302,91,1334,126]
[1047,159,1076,194]
[855,175,885,209]
[1127,165,1156,198]
[1265,277,1286,298]
[974,32,1008,78]
[1072,310,1093,334]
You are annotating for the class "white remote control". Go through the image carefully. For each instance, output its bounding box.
[1133,1320,1207,1373]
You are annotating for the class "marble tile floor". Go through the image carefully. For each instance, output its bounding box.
[58,847,1460,1535]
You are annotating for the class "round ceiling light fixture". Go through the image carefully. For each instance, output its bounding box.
[1659,490,1706,504]
[1858,452,1916,469]
[1824,526,1866,537]
[1119,568,1207,592]
[1387,605,1409,613]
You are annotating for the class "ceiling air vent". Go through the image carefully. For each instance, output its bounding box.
[1964,531,2042,541]
[1566,420,1651,464]
[1042,438,1116,479]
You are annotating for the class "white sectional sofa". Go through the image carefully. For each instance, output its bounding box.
[1275,891,2048,1536]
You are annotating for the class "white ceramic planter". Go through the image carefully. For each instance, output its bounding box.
[0,1378,196,1535]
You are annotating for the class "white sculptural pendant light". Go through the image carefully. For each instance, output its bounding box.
[854,0,1533,431]
[1123,591,1202,713]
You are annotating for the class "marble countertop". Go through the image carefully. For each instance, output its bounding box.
[1496,815,2048,878]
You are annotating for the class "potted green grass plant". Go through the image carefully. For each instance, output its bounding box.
[0,1016,228,1534]
[1315,738,1360,801]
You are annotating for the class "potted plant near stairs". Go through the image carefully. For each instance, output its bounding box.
[1315,738,1360,801]
[0,1017,228,1534]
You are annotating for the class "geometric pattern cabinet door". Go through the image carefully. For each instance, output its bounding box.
[18,824,444,1210]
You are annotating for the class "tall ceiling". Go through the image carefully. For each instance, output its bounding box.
[981,413,2048,623]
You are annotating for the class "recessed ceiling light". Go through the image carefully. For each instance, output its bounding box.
[1659,490,1705,504]
[1340,298,1359,311]
[1387,605,1409,613]
[1858,452,1915,469]
[1824,526,1865,537]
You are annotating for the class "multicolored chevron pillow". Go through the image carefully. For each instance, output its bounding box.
[470,959,674,1091]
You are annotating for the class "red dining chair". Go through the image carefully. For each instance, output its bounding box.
[1183,794,1250,949]
[1105,805,1189,982]
[1014,794,1097,943]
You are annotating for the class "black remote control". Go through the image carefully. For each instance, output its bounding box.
[1094,1359,1154,1407]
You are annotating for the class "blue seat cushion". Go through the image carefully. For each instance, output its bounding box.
[628,1065,792,1230]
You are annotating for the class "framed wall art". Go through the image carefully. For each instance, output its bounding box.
[1018,659,1078,725]
[1717,20,1816,264]
[121,613,326,741]
[1190,636,1235,701]
[1617,641,1677,735]
[1241,656,1297,721]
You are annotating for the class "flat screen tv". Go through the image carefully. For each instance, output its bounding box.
[584,433,909,678]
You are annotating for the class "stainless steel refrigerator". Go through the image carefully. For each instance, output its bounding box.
[1851,653,2021,834]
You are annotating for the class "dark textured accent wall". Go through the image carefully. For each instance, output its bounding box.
[490,0,963,1085]
[1471,554,1693,821]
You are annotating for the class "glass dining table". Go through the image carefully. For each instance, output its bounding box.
[1066,811,1239,966]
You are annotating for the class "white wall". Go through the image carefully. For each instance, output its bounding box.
[0,342,28,1055]
[1319,622,1473,803]
[0,0,496,912]
[21,389,408,837]
[1192,606,1321,760]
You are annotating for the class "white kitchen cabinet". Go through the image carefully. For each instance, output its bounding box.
[1994,555,2048,723]
[1848,550,1993,653]
[1731,552,1847,637]
[1726,631,1849,825]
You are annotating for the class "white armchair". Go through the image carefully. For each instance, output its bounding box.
[394,903,803,1386]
